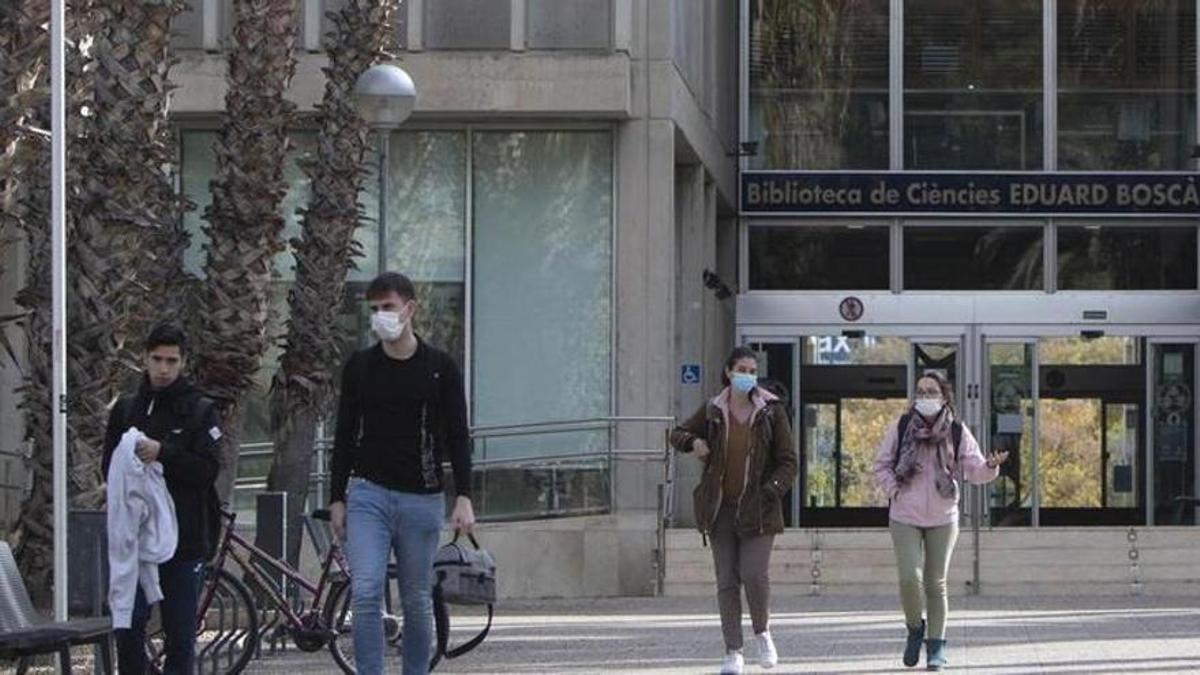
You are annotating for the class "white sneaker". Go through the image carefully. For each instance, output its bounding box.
[755,631,778,669]
[721,649,744,674]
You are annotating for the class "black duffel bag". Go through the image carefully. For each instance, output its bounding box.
[430,531,495,670]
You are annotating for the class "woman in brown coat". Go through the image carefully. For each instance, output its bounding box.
[670,346,798,674]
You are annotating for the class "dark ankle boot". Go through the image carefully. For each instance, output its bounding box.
[903,619,925,667]
[925,638,947,671]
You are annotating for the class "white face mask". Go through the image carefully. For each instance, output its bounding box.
[371,310,406,342]
[914,397,944,417]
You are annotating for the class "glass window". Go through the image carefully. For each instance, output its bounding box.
[903,224,1044,290]
[179,129,380,512]
[471,131,613,459]
[1040,337,1141,366]
[424,0,511,49]
[527,0,611,49]
[802,335,909,366]
[180,131,379,282]
[748,0,889,169]
[319,0,406,50]
[1058,225,1198,290]
[387,131,467,367]
[749,225,890,290]
[1058,0,1197,170]
[905,0,1043,169]
[171,0,203,50]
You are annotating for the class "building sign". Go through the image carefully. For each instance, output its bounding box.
[741,172,1200,217]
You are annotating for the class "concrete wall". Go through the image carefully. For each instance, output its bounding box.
[281,514,659,599]
[664,527,1200,597]
[170,51,634,118]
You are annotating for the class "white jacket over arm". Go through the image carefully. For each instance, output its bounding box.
[106,427,179,628]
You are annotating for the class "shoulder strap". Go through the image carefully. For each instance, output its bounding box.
[430,584,493,667]
[190,395,215,429]
[120,394,139,429]
[951,421,963,463]
[892,413,912,470]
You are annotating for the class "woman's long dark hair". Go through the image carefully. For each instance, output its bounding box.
[915,370,957,419]
[721,346,758,386]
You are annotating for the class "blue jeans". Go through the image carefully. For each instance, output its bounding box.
[345,478,445,675]
[115,557,204,675]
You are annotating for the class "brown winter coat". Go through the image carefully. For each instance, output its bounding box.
[670,388,797,538]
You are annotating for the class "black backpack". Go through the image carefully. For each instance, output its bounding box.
[119,393,223,559]
[893,412,964,468]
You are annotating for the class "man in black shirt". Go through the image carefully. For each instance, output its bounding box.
[330,272,474,675]
[102,324,222,675]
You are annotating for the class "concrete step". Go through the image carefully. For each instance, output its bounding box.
[661,526,1200,596]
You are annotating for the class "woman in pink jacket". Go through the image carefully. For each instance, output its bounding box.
[873,372,1008,671]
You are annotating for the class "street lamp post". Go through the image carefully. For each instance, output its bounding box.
[353,63,416,278]
[50,0,69,625]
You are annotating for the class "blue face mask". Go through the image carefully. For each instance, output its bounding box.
[730,372,757,395]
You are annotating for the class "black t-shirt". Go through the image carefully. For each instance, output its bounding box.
[329,340,471,502]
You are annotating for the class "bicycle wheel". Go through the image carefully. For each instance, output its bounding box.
[196,567,260,674]
[148,566,260,675]
[324,578,406,674]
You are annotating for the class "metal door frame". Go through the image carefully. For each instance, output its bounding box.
[742,325,972,528]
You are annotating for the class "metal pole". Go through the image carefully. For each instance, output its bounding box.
[50,0,69,625]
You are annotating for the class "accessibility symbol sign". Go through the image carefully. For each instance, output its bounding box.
[681,364,701,385]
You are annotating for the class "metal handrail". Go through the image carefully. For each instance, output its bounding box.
[473,451,609,467]
[231,416,678,527]
[471,416,676,436]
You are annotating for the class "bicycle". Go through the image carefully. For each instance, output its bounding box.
[146,508,406,674]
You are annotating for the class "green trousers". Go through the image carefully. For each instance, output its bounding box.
[888,520,959,639]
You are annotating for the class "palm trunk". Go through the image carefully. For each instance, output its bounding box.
[11,154,54,605]
[265,0,398,566]
[3,0,53,603]
[194,0,301,502]
[5,0,98,604]
[87,0,191,360]
[58,0,192,511]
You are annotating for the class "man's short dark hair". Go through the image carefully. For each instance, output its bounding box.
[146,323,188,356]
[366,272,417,302]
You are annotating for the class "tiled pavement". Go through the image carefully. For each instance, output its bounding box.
[238,594,1200,674]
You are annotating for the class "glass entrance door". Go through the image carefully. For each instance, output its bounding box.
[760,330,967,527]
[984,341,1037,526]
[981,334,1148,526]
[739,328,1192,528]
[1150,342,1197,525]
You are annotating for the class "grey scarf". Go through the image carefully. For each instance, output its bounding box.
[894,408,958,498]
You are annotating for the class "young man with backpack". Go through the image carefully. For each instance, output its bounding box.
[102,323,222,675]
[329,272,475,675]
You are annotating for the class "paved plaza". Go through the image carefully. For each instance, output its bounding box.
[240,594,1200,674]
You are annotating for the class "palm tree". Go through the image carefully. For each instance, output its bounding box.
[3,0,188,602]
[266,0,399,565]
[3,0,56,604]
[0,0,46,290]
[61,0,192,511]
[86,0,191,342]
[193,0,301,501]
